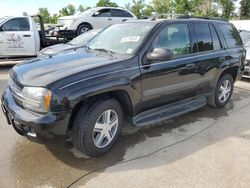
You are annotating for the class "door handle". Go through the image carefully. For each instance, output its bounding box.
[23,35,31,37]
[185,63,195,70]
[108,18,112,21]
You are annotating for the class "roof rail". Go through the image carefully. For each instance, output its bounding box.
[177,15,228,22]
[151,13,191,20]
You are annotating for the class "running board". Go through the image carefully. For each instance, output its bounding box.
[133,97,207,127]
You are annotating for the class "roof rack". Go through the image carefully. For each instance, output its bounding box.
[177,15,228,22]
[151,13,190,20]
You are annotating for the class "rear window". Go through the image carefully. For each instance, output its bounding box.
[193,23,213,52]
[219,23,242,48]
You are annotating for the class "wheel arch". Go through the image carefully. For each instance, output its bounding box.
[67,90,133,132]
[220,66,239,81]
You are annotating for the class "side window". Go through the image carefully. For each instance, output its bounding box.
[210,24,222,50]
[152,23,191,57]
[111,9,133,17]
[2,18,30,31]
[219,23,243,48]
[94,9,111,17]
[123,10,134,17]
[193,23,213,52]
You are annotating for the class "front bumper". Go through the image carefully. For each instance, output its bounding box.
[1,87,72,144]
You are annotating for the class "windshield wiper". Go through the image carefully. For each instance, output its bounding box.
[93,48,115,58]
[39,52,52,58]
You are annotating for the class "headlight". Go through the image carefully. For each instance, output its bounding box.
[21,87,52,113]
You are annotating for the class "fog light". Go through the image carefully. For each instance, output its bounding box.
[27,131,37,138]
[13,120,20,125]
[22,125,37,137]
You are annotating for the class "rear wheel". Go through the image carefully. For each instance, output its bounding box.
[208,73,234,108]
[76,24,92,36]
[72,98,123,157]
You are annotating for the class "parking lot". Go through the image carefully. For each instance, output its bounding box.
[0,64,250,188]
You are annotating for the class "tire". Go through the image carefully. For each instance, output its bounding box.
[208,73,234,108]
[76,24,92,36]
[72,98,123,157]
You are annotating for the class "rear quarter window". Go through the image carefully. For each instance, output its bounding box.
[111,9,133,17]
[219,23,243,48]
[193,22,213,52]
[210,24,222,50]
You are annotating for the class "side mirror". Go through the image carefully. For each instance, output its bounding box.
[147,48,174,62]
[93,12,100,16]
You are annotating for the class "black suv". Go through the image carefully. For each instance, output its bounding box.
[1,17,245,157]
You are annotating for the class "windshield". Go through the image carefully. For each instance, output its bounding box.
[80,8,97,16]
[68,29,101,46]
[0,17,7,24]
[87,22,156,55]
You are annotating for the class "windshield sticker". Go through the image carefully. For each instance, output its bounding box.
[120,36,141,43]
[127,48,133,54]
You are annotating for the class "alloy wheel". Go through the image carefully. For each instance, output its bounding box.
[218,80,231,103]
[93,109,119,148]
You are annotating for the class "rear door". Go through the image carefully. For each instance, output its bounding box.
[189,21,228,90]
[0,17,36,57]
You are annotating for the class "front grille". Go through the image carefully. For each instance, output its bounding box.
[8,78,23,106]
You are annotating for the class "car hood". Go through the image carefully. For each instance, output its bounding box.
[40,44,80,55]
[10,49,119,87]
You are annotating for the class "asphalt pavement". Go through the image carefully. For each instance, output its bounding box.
[0,65,250,188]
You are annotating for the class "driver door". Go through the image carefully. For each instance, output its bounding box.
[0,17,36,57]
[140,22,198,110]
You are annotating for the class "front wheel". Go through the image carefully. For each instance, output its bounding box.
[76,24,91,36]
[208,73,234,108]
[73,98,123,157]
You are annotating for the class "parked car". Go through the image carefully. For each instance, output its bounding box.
[40,29,101,56]
[57,7,137,37]
[1,17,245,157]
[0,15,71,59]
[230,20,250,32]
[239,30,250,78]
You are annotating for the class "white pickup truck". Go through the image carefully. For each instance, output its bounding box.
[0,15,69,59]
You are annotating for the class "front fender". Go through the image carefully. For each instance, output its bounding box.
[53,76,141,113]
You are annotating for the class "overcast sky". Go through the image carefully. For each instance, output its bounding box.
[0,0,152,17]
